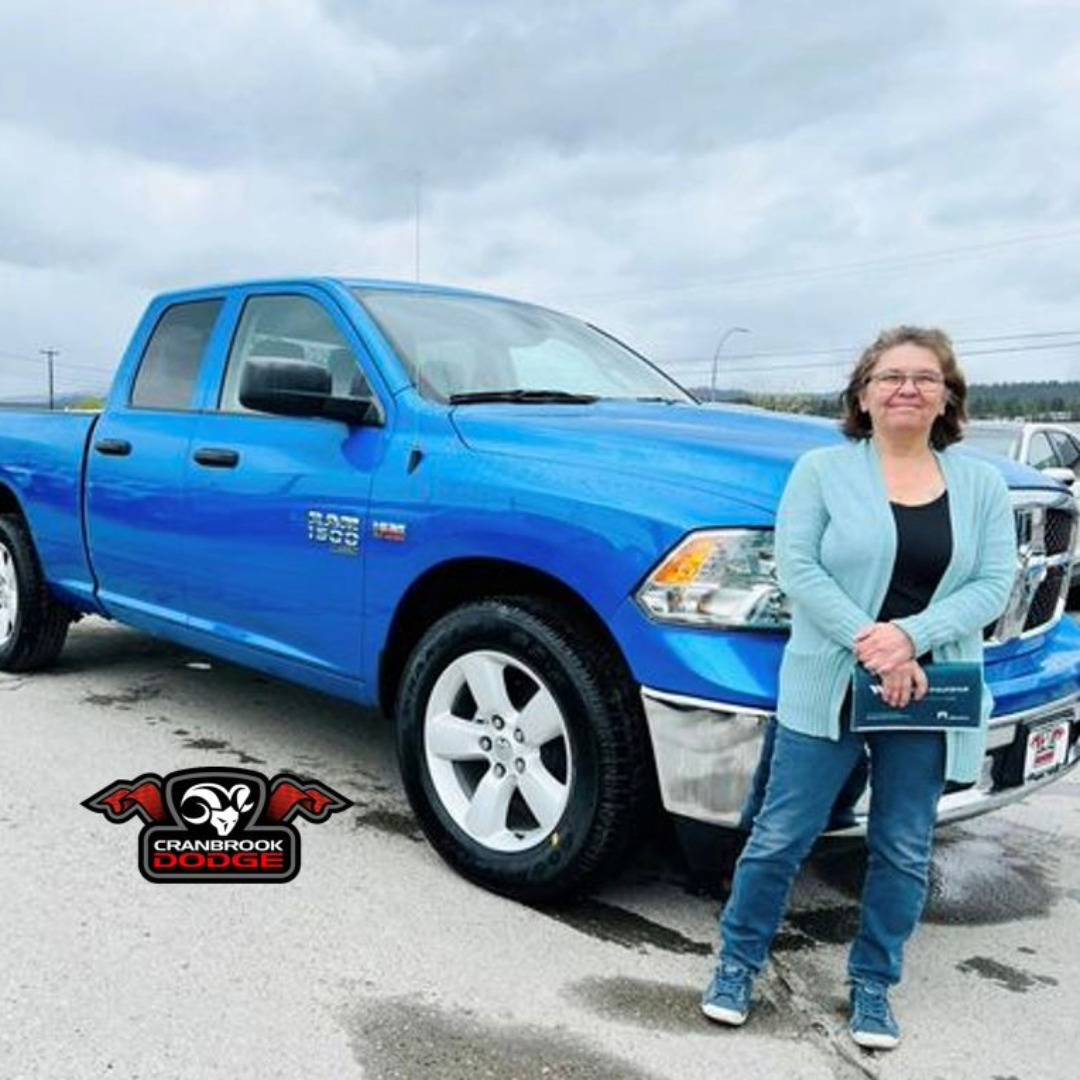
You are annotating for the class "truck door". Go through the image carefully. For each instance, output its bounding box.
[182,290,384,684]
[85,297,224,627]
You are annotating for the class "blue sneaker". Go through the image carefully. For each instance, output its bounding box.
[701,960,754,1026]
[848,981,901,1050]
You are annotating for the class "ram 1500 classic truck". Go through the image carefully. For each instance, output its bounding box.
[1,278,1078,901]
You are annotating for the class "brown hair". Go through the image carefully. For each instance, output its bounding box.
[840,326,967,449]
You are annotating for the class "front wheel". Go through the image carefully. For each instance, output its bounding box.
[396,598,652,903]
[0,514,72,672]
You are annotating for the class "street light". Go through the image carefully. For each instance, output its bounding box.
[709,326,750,399]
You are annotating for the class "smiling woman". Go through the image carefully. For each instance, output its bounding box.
[702,325,1016,1052]
[842,326,967,452]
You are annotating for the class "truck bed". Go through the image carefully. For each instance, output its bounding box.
[0,411,100,610]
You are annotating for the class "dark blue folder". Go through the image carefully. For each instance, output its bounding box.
[851,662,983,732]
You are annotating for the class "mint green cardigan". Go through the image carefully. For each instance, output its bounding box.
[775,438,1016,783]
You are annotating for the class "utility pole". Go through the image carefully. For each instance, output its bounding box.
[40,348,58,410]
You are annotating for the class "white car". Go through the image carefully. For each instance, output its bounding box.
[965,421,1080,589]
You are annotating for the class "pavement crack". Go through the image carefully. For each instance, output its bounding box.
[770,955,881,1080]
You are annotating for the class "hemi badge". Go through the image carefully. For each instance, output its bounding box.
[372,521,407,542]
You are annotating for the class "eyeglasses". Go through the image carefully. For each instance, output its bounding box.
[866,370,946,392]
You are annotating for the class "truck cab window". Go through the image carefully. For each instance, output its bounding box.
[130,299,223,410]
[220,295,371,413]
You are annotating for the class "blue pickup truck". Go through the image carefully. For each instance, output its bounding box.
[2,278,1078,900]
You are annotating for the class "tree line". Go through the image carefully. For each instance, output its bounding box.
[698,380,1080,421]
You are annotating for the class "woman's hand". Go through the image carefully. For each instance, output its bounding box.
[855,622,915,675]
[878,660,929,709]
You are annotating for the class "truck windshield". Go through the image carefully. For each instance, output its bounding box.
[353,288,693,404]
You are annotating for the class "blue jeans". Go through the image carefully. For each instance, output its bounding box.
[720,721,945,986]
[738,717,870,833]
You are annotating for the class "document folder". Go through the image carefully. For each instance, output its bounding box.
[851,662,982,732]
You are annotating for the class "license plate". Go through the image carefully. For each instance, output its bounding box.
[1023,719,1071,782]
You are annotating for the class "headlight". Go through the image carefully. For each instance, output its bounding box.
[636,529,790,629]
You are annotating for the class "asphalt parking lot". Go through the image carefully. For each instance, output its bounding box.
[2,617,1078,1080]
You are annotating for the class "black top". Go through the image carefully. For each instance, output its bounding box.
[877,491,952,624]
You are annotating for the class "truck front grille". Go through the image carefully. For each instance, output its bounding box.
[1045,507,1075,556]
[987,490,1076,645]
[1024,564,1067,632]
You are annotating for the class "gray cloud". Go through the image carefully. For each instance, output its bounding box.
[0,0,1079,401]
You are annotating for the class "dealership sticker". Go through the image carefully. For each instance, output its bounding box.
[83,767,351,883]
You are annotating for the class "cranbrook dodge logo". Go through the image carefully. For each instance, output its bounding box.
[83,768,351,883]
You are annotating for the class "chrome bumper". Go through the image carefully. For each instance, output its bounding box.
[640,685,1080,831]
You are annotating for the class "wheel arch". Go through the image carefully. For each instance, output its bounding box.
[0,509,74,671]
[0,482,26,518]
[378,557,635,719]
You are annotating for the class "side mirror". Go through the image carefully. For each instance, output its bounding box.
[1040,465,1075,489]
[239,358,378,425]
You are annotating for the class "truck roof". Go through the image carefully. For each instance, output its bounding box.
[151,276,520,306]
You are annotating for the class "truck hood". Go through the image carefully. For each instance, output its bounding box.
[450,401,1066,516]
[450,401,842,515]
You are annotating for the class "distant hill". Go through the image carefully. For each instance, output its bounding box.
[966,381,1080,420]
[692,381,1080,421]
[0,393,104,411]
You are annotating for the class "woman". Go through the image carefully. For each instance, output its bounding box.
[701,326,1016,1050]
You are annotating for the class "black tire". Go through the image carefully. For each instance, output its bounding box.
[396,597,652,903]
[0,514,73,672]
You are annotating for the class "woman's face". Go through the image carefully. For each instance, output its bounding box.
[857,343,948,442]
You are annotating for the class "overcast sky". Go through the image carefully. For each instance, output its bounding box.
[2,0,1079,402]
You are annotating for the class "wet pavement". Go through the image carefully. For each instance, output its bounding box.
[2,617,1078,1079]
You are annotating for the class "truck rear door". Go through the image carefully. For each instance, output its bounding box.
[85,296,225,627]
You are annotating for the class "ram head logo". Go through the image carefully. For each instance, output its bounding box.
[179,783,256,837]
